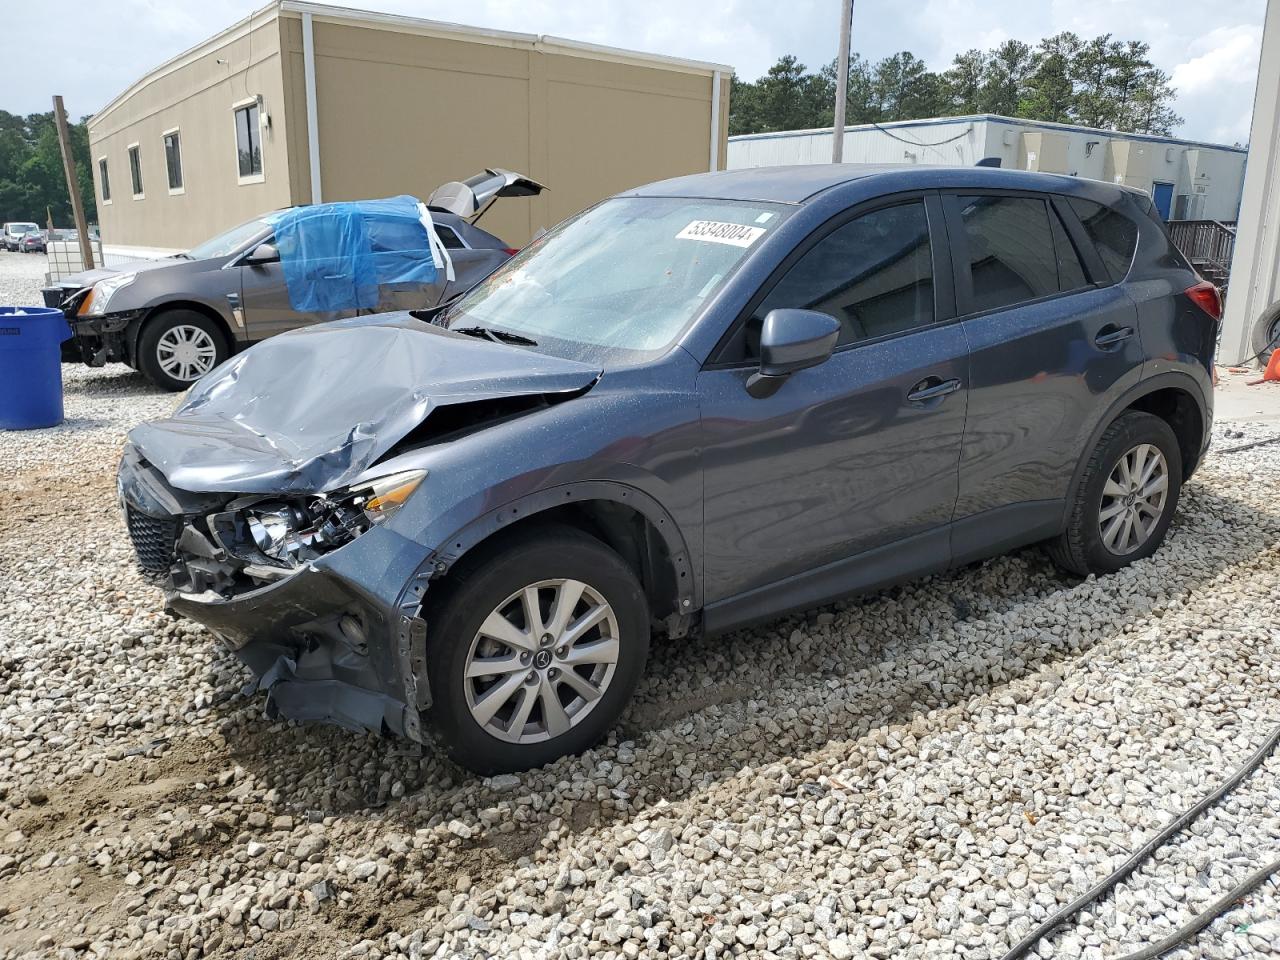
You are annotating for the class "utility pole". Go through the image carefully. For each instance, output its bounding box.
[832,0,854,163]
[52,95,95,270]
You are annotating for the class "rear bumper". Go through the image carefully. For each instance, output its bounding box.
[117,449,432,742]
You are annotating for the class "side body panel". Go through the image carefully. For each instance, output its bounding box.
[943,189,1146,561]
[1128,199,1217,440]
[697,327,968,604]
[238,260,354,339]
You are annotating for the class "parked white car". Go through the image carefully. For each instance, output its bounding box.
[2,221,39,251]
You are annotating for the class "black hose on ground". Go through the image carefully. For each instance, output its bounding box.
[1112,857,1280,960]
[1215,434,1280,454]
[999,722,1280,960]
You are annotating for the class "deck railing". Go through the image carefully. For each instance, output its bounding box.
[1166,219,1236,289]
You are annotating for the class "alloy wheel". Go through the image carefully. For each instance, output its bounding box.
[155,324,218,382]
[463,578,620,744]
[1098,442,1169,556]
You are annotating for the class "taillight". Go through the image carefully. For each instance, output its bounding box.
[502,247,519,256]
[1185,280,1222,321]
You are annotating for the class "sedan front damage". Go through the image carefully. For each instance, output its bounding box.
[118,313,602,740]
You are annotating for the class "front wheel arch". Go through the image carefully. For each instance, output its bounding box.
[129,301,237,368]
[395,482,698,635]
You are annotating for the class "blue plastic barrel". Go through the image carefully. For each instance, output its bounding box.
[0,306,72,430]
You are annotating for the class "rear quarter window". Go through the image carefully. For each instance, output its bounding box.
[1067,198,1138,283]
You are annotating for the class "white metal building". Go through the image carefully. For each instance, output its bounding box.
[728,115,1247,222]
[1222,0,1280,366]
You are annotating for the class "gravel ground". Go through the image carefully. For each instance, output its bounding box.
[3,248,1280,960]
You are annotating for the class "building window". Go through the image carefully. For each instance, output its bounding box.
[127,144,143,198]
[98,158,111,204]
[163,129,184,193]
[234,102,263,181]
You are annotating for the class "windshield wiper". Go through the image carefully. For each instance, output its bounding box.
[170,252,193,260]
[451,325,538,346]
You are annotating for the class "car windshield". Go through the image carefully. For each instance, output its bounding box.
[445,196,789,363]
[10,223,36,235]
[186,217,270,260]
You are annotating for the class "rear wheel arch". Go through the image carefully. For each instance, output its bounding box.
[403,482,698,635]
[1061,374,1207,528]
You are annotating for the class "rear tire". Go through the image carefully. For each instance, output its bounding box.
[426,525,649,774]
[1047,411,1182,576]
[136,309,228,392]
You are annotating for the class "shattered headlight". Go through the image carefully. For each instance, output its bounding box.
[77,273,136,317]
[236,470,427,568]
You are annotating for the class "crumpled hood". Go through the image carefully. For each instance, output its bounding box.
[128,312,601,494]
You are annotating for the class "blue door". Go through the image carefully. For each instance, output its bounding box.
[1152,181,1175,220]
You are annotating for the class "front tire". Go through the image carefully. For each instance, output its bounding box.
[1048,411,1182,576]
[136,310,228,392]
[426,525,650,774]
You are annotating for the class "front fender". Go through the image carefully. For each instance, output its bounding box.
[392,478,699,617]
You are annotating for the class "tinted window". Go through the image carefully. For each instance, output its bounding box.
[1068,197,1138,283]
[751,201,934,350]
[235,104,262,178]
[1050,205,1089,291]
[957,195,1057,313]
[164,131,183,191]
[434,225,465,249]
[98,158,110,202]
[128,145,143,197]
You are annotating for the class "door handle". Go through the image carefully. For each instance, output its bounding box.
[1094,325,1134,348]
[907,377,962,402]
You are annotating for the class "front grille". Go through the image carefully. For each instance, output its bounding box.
[125,505,180,574]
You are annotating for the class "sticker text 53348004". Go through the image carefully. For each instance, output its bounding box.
[675,220,767,248]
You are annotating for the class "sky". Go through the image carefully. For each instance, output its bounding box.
[8,0,1267,145]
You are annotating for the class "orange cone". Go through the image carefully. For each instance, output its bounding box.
[1265,347,1280,383]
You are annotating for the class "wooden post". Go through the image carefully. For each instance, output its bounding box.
[52,95,94,270]
[832,0,854,163]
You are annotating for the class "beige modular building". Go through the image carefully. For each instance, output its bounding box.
[88,0,732,252]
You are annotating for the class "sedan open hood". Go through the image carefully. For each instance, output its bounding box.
[427,168,546,219]
[127,313,600,494]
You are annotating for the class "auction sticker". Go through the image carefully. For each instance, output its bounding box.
[676,220,766,247]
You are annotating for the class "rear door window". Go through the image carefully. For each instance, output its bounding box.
[1050,206,1090,291]
[1067,197,1138,283]
[954,195,1059,313]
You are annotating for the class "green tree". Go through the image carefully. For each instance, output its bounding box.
[1020,32,1081,122]
[725,32,1184,138]
[943,49,988,114]
[818,53,883,126]
[0,109,97,225]
[981,40,1036,116]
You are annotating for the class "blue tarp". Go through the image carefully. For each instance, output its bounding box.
[272,195,439,312]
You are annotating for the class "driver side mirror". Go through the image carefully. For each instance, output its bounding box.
[243,242,279,266]
[746,308,840,398]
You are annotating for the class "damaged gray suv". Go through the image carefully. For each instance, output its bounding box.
[118,164,1217,773]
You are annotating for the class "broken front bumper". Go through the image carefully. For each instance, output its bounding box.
[118,449,434,742]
